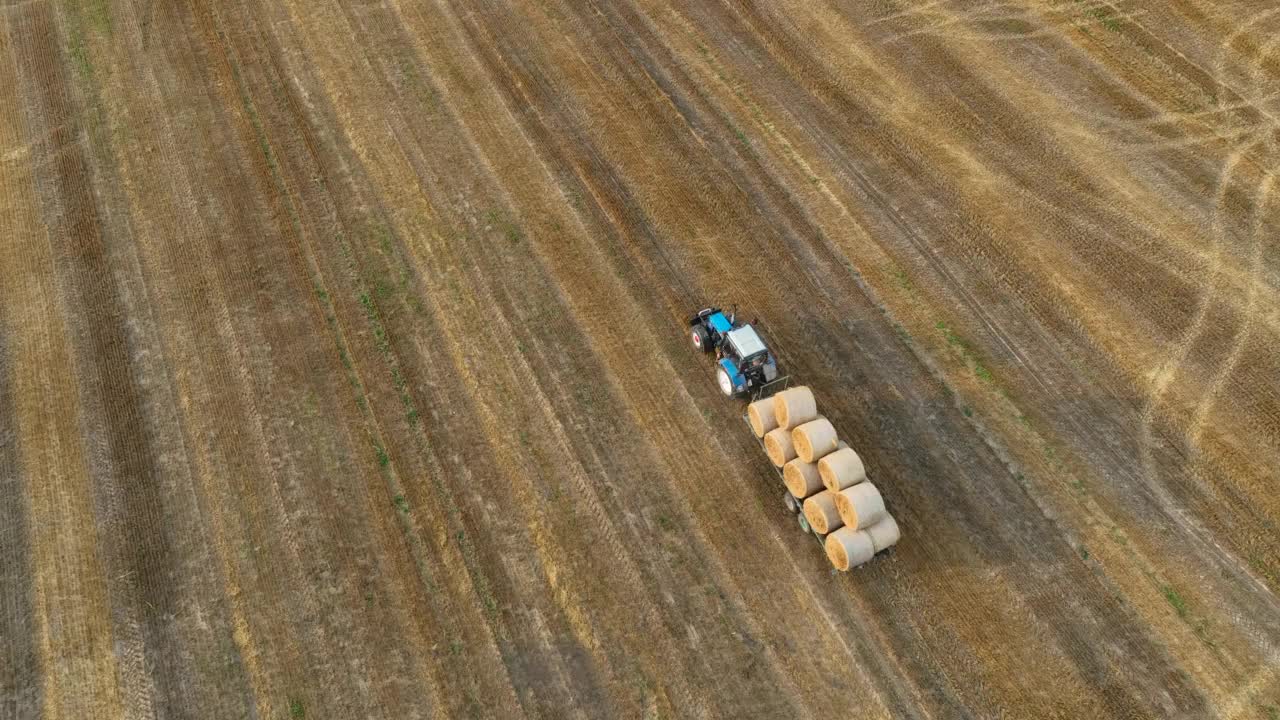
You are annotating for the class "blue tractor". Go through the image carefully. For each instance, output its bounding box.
[689,306,782,397]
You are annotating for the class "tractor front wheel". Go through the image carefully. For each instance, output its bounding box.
[691,324,712,353]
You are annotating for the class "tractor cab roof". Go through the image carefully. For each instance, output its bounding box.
[726,325,767,359]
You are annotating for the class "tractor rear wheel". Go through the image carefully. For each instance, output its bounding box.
[691,324,712,353]
[716,367,735,397]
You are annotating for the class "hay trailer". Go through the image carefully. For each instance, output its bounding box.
[746,381,834,548]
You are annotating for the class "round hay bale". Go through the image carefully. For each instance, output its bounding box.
[824,527,875,571]
[802,490,843,535]
[773,386,817,430]
[747,398,779,438]
[792,417,838,463]
[763,427,796,468]
[865,514,901,553]
[818,447,867,492]
[833,482,886,531]
[783,458,823,499]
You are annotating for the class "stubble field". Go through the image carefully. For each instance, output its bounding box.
[2,0,1279,718]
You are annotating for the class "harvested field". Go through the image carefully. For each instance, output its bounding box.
[3,0,1280,717]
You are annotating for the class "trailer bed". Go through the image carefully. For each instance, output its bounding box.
[744,411,829,548]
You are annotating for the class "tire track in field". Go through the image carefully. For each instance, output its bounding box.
[865,0,1280,617]
[116,5,335,714]
[879,0,1279,687]
[0,326,40,720]
[241,0,586,707]
[762,0,1280,571]
[783,0,1274,691]
[873,0,1147,46]
[1185,29,1280,446]
[0,31,42,717]
[1089,1,1280,134]
[228,9,542,719]
[875,1,1038,44]
[74,0,297,713]
[1187,167,1275,444]
[195,4,436,713]
[181,0,497,713]
[1136,134,1260,473]
[948,0,1280,501]
[100,3,336,714]
[982,0,1280,331]
[7,4,176,717]
[257,16,551,720]
[1138,8,1280,491]
[0,15,127,715]
[885,0,1274,330]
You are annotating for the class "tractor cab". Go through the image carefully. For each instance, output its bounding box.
[724,325,767,363]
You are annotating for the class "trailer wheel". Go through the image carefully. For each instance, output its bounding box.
[797,513,812,534]
[783,492,798,514]
[691,324,712,353]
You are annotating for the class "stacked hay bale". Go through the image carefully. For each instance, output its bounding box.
[793,418,838,463]
[750,385,901,571]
